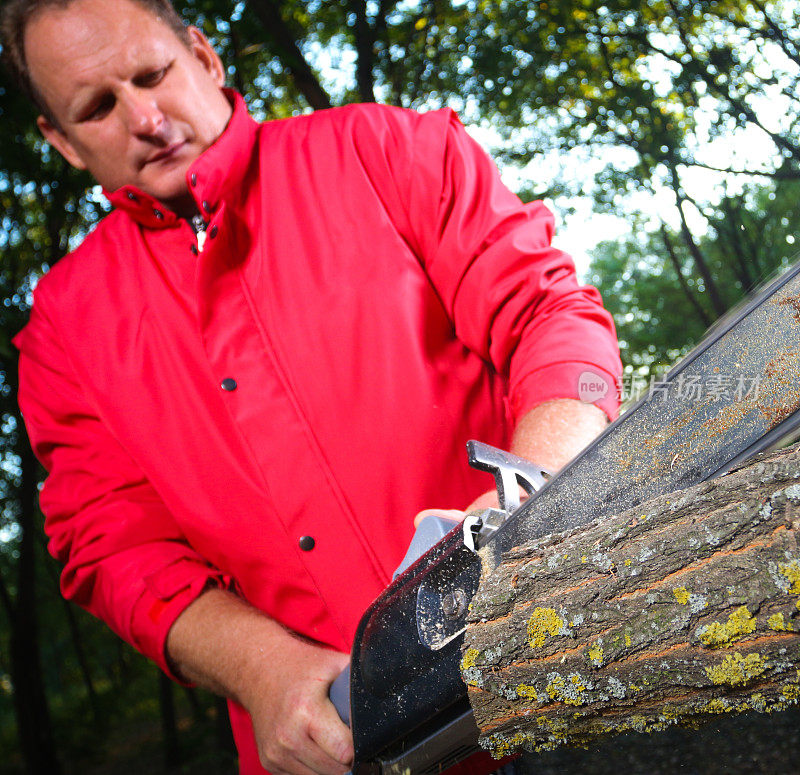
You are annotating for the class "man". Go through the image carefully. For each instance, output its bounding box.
[2,1,622,773]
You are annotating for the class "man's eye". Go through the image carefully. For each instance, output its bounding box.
[137,67,168,86]
[82,95,115,121]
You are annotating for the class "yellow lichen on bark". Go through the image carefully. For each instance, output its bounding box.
[527,607,564,648]
[768,612,793,631]
[546,674,587,706]
[587,643,604,666]
[673,586,691,604]
[778,560,800,593]
[516,684,538,700]
[705,652,766,686]
[461,648,480,670]
[697,606,756,647]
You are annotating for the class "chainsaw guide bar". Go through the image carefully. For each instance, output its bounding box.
[348,261,800,775]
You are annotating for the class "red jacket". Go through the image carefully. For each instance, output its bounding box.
[15,92,621,771]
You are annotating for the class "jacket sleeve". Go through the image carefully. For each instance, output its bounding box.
[14,299,230,681]
[398,108,622,421]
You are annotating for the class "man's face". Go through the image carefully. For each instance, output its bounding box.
[25,0,233,215]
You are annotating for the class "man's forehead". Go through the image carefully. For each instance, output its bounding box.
[25,0,175,100]
[26,0,159,41]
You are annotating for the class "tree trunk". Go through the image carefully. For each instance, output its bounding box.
[159,670,181,768]
[5,419,63,775]
[36,532,103,727]
[351,0,377,102]
[462,443,800,759]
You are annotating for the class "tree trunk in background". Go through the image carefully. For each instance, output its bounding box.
[37,532,103,727]
[159,671,181,768]
[668,167,728,318]
[463,443,800,758]
[215,696,237,757]
[351,0,377,102]
[4,415,63,775]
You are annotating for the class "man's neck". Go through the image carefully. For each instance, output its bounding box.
[168,193,202,221]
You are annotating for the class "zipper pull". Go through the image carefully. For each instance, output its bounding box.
[191,214,207,253]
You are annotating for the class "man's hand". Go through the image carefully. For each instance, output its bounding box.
[166,589,353,775]
[414,399,608,527]
[242,637,352,775]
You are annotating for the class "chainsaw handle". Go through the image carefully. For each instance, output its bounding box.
[330,663,352,725]
[329,514,462,725]
[392,514,461,580]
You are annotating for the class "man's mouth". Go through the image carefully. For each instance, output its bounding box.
[145,141,186,165]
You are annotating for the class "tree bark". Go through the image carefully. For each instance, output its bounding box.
[462,443,800,759]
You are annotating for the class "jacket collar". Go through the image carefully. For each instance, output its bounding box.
[104,89,259,229]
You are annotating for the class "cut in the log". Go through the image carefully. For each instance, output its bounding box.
[461,443,800,758]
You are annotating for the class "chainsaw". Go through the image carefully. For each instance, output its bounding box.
[330,259,800,775]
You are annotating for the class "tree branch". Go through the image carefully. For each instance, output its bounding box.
[659,223,713,327]
[679,159,800,180]
[247,0,333,110]
[667,160,728,317]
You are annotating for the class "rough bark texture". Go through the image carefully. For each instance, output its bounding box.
[462,443,800,759]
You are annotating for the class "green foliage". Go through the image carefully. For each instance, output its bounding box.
[589,178,800,371]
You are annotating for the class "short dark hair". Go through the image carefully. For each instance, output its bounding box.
[0,0,192,125]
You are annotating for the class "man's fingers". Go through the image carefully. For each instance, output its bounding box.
[293,731,351,775]
[269,753,322,775]
[262,718,350,775]
[413,508,465,528]
[308,694,354,767]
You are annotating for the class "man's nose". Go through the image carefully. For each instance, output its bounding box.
[121,90,165,136]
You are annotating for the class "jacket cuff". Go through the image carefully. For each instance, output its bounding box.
[131,558,233,684]
[510,362,620,424]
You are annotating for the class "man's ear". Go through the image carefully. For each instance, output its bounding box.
[36,115,87,170]
[186,26,226,87]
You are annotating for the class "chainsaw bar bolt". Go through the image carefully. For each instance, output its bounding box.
[441,588,468,620]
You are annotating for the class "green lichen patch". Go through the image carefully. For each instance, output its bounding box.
[481,730,534,759]
[696,606,756,648]
[527,607,564,648]
[701,697,732,714]
[782,683,800,701]
[705,651,766,686]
